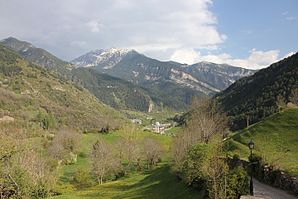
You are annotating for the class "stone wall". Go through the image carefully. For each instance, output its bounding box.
[228,156,298,196]
[255,164,298,195]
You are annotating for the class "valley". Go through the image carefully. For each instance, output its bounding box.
[0,37,297,199]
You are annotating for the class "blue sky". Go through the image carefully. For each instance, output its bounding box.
[0,0,297,69]
[210,0,298,59]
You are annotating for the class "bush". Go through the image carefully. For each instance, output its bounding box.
[182,143,210,186]
[226,166,249,198]
[72,168,93,188]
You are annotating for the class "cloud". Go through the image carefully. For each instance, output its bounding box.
[86,20,104,33]
[195,49,286,69]
[171,48,200,64]
[0,0,224,60]
[286,16,298,21]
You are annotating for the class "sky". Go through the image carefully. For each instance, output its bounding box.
[0,0,297,69]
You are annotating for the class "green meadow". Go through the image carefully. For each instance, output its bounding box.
[52,131,203,199]
[225,108,298,174]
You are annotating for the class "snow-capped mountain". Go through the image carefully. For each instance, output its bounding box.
[72,48,133,69]
[72,48,255,97]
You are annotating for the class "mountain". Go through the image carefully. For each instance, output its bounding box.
[71,68,154,112]
[73,48,132,69]
[0,44,125,129]
[216,52,298,130]
[72,48,255,108]
[186,62,255,90]
[0,38,159,112]
[1,37,255,112]
[0,37,73,75]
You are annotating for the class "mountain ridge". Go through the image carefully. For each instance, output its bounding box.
[71,48,255,96]
[216,52,298,130]
[1,37,255,112]
[0,37,74,74]
[0,44,125,129]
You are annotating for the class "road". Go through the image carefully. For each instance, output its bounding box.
[252,178,297,199]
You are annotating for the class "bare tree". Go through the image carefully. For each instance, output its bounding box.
[172,128,200,172]
[48,128,80,163]
[172,98,228,173]
[115,138,142,170]
[206,144,229,199]
[188,98,228,143]
[142,138,164,169]
[289,87,298,105]
[115,125,143,170]
[91,139,118,184]
[16,149,57,195]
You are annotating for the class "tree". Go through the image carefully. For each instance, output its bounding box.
[115,138,142,171]
[172,129,200,173]
[142,138,164,169]
[289,87,298,105]
[182,143,210,186]
[172,98,228,173]
[188,98,228,143]
[91,139,118,184]
[48,128,80,164]
[0,133,56,199]
[14,149,57,198]
[206,146,229,199]
[116,125,143,170]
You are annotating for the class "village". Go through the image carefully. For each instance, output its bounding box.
[132,118,176,135]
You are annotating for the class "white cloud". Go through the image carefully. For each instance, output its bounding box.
[195,49,286,69]
[86,21,103,33]
[0,0,294,67]
[170,48,200,64]
[0,0,224,60]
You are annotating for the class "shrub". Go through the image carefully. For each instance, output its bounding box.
[182,143,210,186]
[72,168,93,188]
[226,166,249,198]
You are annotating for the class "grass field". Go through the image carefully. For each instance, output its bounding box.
[225,108,298,174]
[52,131,202,199]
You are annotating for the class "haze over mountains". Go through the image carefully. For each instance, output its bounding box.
[1,37,255,112]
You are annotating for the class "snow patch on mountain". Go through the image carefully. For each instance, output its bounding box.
[71,48,131,68]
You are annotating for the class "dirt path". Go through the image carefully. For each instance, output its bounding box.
[253,178,297,199]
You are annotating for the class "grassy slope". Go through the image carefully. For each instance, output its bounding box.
[225,108,298,174]
[54,132,203,199]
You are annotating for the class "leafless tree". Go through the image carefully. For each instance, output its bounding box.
[16,149,56,193]
[172,98,228,173]
[91,139,118,184]
[206,143,229,199]
[188,98,228,143]
[172,128,199,172]
[115,138,142,170]
[48,128,80,163]
[142,137,164,169]
[289,87,298,105]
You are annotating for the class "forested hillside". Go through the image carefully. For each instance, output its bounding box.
[0,45,124,130]
[216,53,298,130]
[1,37,73,75]
[71,68,154,112]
